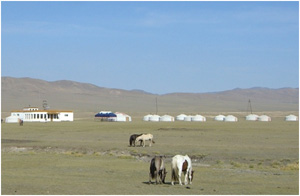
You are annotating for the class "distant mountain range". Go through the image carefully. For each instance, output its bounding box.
[1,77,298,118]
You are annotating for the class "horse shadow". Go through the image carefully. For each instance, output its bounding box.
[142,181,172,185]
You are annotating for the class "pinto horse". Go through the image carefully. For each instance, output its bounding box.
[129,134,143,147]
[171,155,194,185]
[135,133,155,147]
[149,156,167,184]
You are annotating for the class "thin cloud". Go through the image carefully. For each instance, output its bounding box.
[138,11,220,28]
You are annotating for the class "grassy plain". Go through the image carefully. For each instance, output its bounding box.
[1,117,299,195]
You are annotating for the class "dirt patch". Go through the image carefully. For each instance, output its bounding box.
[2,146,207,164]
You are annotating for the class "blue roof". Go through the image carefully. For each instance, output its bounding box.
[95,112,117,117]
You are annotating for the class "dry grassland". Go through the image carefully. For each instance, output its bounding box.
[1,117,299,195]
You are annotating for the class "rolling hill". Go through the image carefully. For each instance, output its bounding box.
[1,77,298,119]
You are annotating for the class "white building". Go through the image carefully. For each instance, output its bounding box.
[285,114,298,121]
[7,107,73,122]
[245,114,259,121]
[5,115,20,123]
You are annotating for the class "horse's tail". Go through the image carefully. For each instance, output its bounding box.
[150,159,156,179]
[159,158,165,171]
[152,140,155,144]
[150,169,155,179]
[171,157,179,182]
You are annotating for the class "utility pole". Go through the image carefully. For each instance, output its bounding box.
[155,97,158,115]
[247,99,253,114]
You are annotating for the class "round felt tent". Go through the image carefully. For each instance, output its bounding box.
[149,115,160,122]
[143,114,152,121]
[192,115,206,122]
[160,115,174,122]
[184,115,193,122]
[285,114,298,121]
[114,112,132,122]
[224,115,238,122]
[258,115,271,122]
[214,115,225,121]
[246,114,259,121]
[176,114,187,121]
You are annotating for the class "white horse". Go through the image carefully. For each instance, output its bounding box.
[135,133,155,147]
[171,155,194,185]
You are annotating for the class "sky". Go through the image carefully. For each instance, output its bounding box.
[2,1,299,94]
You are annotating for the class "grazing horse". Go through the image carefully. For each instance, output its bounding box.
[135,133,155,147]
[129,134,143,147]
[149,156,167,184]
[171,155,194,185]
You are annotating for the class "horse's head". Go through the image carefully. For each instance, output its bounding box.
[190,170,194,183]
[159,168,167,184]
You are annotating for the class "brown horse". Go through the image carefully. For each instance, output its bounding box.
[149,156,167,184]
[129,134,143,147]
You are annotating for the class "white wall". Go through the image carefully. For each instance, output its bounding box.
[59,112,74,121]
[10,111,73,122]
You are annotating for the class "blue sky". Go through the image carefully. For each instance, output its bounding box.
[2,1,299,94]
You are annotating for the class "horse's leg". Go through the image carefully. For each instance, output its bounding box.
[188,170,193,184]
[184,171,188,185]
[155,170,158,184]
[178,169,183,185]
[149,139,152,147]
[143,139,145,147]
[149,172,152,184]
[171,169,175,185]
[158,169,163,184]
